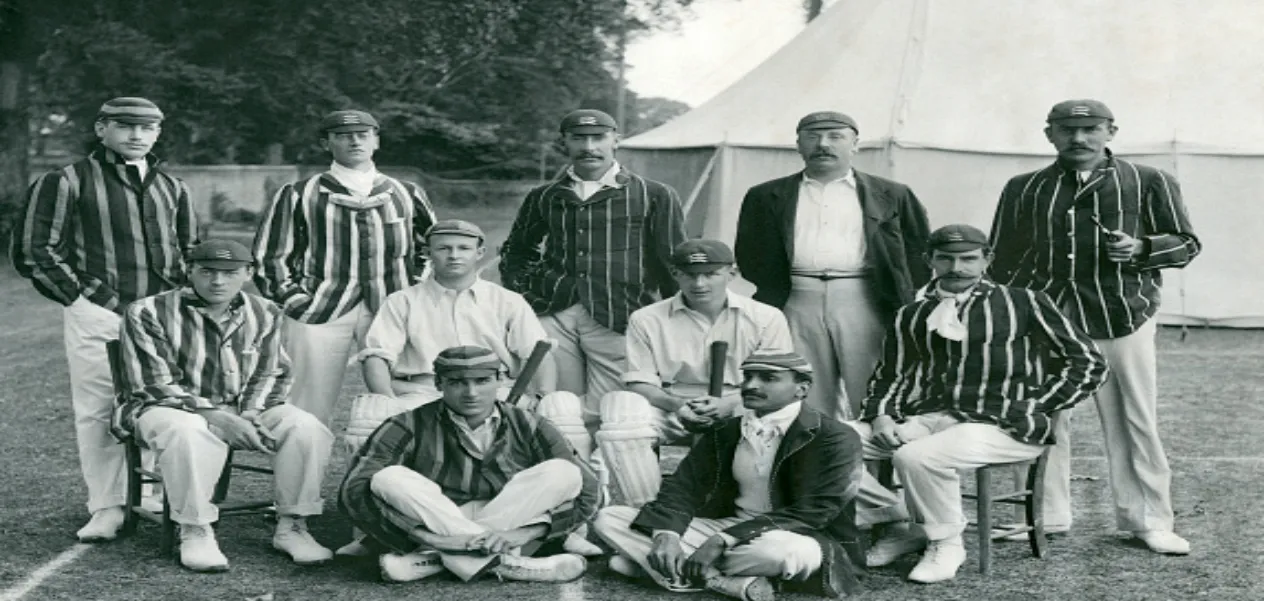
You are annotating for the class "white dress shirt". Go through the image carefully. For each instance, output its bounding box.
[329,160,379,197]
[791,171,868,273]
[566,161,622,201]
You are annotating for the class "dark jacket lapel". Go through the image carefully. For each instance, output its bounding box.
[771,173,803,262]
[769,407,821,485]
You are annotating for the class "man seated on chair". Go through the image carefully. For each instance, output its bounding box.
[338,345,602,584]
[590,239,795,509]
[852,224,1107,583]
[593,350,866,601]
[114,239,335,573]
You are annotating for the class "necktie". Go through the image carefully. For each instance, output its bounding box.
[741,416,779,457]
[927,288,969,341]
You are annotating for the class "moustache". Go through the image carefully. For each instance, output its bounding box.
[576,152,604,160]
[811,151,837,158]
[741,390,765,398]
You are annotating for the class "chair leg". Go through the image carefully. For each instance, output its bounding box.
[976,466,992,575]
[1026,452,1050,559]
[212,449,234,504]
[161,496,176,560]
[122,442,142,536]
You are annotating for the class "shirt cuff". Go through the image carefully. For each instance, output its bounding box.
[623,371,662,386]
[651,530,682,545]
[717,532,740,548]
[356,347,397,368]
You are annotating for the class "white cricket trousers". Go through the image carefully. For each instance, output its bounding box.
[593,506,822,585]
[782,276,885,422]
[849,412,1045,541]
[134,404,332,525]
[284,303,374,425]
[370,459,582,580]
[541,304,627,428]
[63,297,128,513]
[1041,319,1174,532]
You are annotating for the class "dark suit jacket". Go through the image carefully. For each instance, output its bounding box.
[734,170,931,316]
[631,407,866,598]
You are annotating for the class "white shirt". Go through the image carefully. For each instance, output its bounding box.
[329,160,379,197]
[126,157,149,179]
[566,161,622,201]
[791,171,868,272]
[357,277,548,378]
[733,401,802,519]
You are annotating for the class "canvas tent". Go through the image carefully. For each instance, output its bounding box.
[619,0,1264,327]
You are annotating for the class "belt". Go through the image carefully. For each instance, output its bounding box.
[395,374,435,384]
[791,270,870,280]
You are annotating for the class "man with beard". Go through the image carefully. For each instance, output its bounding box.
[734,111,930,423]
[12,96,197,542]
[253,110,436,426]
[988,100,1199,554]
[501,109,688,435]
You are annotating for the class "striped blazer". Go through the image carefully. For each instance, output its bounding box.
[338,400,601,553]
[989,153,1200,339]
[12,147,197,313]
[252,172,436,324]
[861,279,1108,445]
[498,166,688,334]
[113,289,290,438]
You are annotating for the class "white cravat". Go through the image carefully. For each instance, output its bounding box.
[926,284,972,341]
[329,161,379,197]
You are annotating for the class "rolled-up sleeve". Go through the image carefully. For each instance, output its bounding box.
[356,293,411,368]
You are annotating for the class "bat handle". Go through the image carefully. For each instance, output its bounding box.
[708,341,729,398]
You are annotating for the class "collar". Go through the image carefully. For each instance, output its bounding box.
[328,160,379,182]
[668,289,747,315]
[801,169,856,187]
[743,401,802,435]
[565,161,625,189]
[421,275,485,301]
[179,287,247,312]
[95,146,161,169]
[917,277,996,302]
[1054,148,1116,176]
[445,403,501,429]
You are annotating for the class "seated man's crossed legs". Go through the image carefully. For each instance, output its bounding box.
[593,506,819,601]
[135,404,334,572]
[367,459,588,584]
[847,412,1045,583]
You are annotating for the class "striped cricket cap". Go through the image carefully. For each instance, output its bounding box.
[97,97,164,124]
[741,350,814,379]
[433,346,502,378]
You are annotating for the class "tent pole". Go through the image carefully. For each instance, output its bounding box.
[681,147,721,217]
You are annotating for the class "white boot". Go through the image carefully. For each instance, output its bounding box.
[705,574,776,601]
[494,553,587,583]
[563,524,604,556]
[379,550,444,582]
[866,523,927,567]
[907,537,967,583]
[272,516,333,565]
[335,527,373,557]
[76,507,125,543]
[179,524,229,573]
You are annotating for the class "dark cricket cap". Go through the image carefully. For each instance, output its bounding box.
[559,109,618,134]
[320,110,380,133]
[671,239,735,273]
[927,224,991,253]
[1046,99,1115,126]
[425,219,485,242]
[434,346,502,379]
[188,239,253,269]
[741,350,814,379]
[97,97,164,124]
[796,111,859,134]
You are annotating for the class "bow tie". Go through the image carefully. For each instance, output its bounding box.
[741,416,780,456]
[927,288,970,341]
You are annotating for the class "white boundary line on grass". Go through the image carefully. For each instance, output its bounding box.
[1074,456,1264,463]
[0,543,92,601]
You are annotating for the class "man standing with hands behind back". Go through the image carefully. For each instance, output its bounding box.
[735,111,931,422]
[989,99,1199,554]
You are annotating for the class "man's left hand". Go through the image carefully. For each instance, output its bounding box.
[1105,230,1143,263]
[682,536,726,584]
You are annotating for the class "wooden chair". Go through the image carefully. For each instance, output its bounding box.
[108,340,276,559]
[877,448,1050,574]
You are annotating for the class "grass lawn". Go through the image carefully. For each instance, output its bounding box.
[1,204,1261,600]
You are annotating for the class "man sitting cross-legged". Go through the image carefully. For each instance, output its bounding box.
[854,224,1107,583]
[594,350,866,601]
[338,345,602,584]
[114,239,335,572]
[582,239,794,509]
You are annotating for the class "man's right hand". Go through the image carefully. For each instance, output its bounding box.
[200,409,273,454]
[871,415,905,451]
[646,532,687,586]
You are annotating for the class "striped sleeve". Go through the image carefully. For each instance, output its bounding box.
[337,413,418,552]
[174,179,199,257]
[18,171,81,305]
[861,307,920,421]
[119,300,215,412]
[1025,290,1109,414]
[498,188,547,291]
[252,183,312,308]
[409,183,437,281]
[988,176,1032,283]
[1136,168,1200,270]
[238,303,291,413]
[646,182,688,298]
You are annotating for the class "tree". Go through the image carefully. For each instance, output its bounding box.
[0,0,33,248]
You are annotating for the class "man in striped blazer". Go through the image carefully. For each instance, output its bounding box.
[989,100,1200,555]
[12,97,198,543]
[339,346,601,584]
[253,110,436,426]
[854,224,1107,583]
[114,240,334,572]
